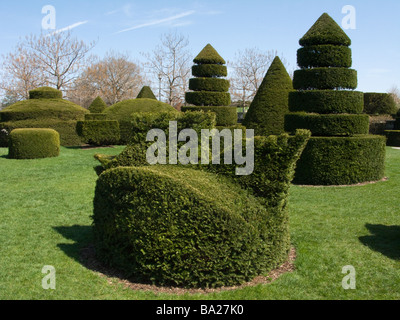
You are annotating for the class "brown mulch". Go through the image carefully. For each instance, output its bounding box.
[80,245,297,295]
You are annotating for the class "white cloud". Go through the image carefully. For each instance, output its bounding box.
[47,21,89,36]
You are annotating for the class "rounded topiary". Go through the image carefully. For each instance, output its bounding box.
[137,86,157,100]
[286,13,385,185]
[8,128,60,159]
[185,44,236,126]
[363,93,397,115]
[243,56,293,136]
[29,87,63,100]
[89,96,108,114]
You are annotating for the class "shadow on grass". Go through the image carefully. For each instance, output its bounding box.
[53,225,92,262]
[359,224,400,261]
[0,154,8,159]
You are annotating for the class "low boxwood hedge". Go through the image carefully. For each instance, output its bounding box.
[285,113,370,136]
[364,93,398,115]
[8,128,60,159]
[181,106,237,127]
[297,45,352,68]
[192,64,228,78]
[293,68,358,90]
[293,135,386,185]
[289,90,364,114]
[189,78,230,92]
[385,130,400,147]
[76,120,120,146]
[85,113,107,121]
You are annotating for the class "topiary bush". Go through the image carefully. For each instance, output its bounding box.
[92,129,310,288]
[29,86,63,100]
[88,96,108,114]
[76,120,120,146]
[184,44,237,126]
[85,113,107,121]
[137,86,157,100]
[243,56,293,136]
[8,128,60,159]
[285,13,385,185]
[363,93,397,115]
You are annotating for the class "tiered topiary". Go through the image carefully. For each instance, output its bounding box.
[243,56,293,136]
[285,13,386,185]
[88,96,107,114]
[183,44,237,127]
[0,87,88,147]
[137,86,157,100]
[8,128,60,159]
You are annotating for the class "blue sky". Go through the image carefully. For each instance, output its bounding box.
[0,0,399,93]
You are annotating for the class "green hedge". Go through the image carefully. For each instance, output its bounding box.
[185,92,231,107]
[181,106,237,126]
[193,44,226,65]
[293,135,386,185]
[8,128,60,159]
[385,130,400,147]
[289,90,364,114]
[85,113,107,121]
[297,45,352,68]
[76,120,120,146]
[89,96,107,113]
[299,13,351,47]
[0,120,81,147]
[363,93,398,115]
[92,130,310,288]
[285,113,370,136]
[293,68,358,90]
[29,87,63,100]
[192,65,228,78]
[189,78,230,92]
[137,86,157,100]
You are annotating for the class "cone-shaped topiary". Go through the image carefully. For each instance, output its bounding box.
[184,44,237,126]
[137,86,157,100]
[89,96,108,114]
[243,56,293,136]
[285,13,386,185]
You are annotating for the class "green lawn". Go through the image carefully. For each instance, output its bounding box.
[0,146,399,300]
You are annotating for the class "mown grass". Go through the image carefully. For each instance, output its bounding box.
[0,146,399,300]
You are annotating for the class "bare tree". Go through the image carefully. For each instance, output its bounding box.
[68,51,146,107]
[388,85,400,109]
[142,31,192,109]
[24,31,96,92]
[0,44,47,101]
[228,48,292,107]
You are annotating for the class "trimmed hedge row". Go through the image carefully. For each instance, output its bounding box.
[289,90,364,114]
[185,91,231,107]
[189,78,230,92]
[85,113,107,121]
[29,87,63,100]
[293,68,358,90]
[76,120,120,146]
[181,106,237,127]
[297,45,352,68]
[8,128,60,159]
[385,130,400,147]
[364,92,398,115]
[92,130,310,288]
[192,64,228,78]
[293,135,386,185]
[285,113,370,136]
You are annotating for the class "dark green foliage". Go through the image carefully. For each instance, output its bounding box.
[185,91,231,106]
[189,78,230,92]
[137,86,157,100]
[29,87,63,100]
[293,135,386,185]
[243,56,293,136]
[85,113,107,121]
[8,128,60,159]
[0,120,82,147]
[285,113,370,136]
[385,130,400,147]
[293,68,358,90]
[92,130,310,288]
[363,93,397,115]
[76,120,120,146]
[193,44,226,65]
[289,90,364,114]
[181,106,237,127]
[297,45,352,68]
[89,96,107,113]
[192,64,228,78]
[299,13,351,46]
